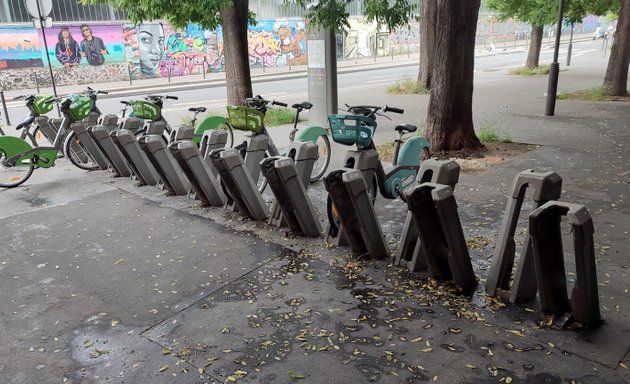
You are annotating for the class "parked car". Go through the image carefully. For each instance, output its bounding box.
[593,27,608,40]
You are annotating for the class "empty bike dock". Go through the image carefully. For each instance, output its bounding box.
[209,148,269,220]
[261,154,321,238]
[112,129,160,186]
[138,122,191,196]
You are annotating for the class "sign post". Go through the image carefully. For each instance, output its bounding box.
[307,25,338,127]
[24,0,59,115]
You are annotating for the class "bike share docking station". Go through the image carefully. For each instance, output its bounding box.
[87,114,131,177]
[199,129,229,179]
[169,127,227,207]
[395,159,461,272]
[268,141,319,228]
[529,202,601,327]
[112,128,160,186]
[138,121,191,195]
[67,120,110,170]
[260,141,321,237]
[209,148,269,220]
[485,170,563,303]
[325,168,389,260]
[405,182,477,295]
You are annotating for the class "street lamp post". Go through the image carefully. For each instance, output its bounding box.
[545,0,565,116]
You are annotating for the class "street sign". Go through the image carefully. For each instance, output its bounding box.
[32,17,53,30]
[24,0,53,18]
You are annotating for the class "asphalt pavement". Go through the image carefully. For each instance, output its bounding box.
[0,34,629,384]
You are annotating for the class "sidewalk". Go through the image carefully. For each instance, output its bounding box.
[0,37,628,384]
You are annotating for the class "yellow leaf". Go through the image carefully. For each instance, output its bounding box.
[433,375,438,381]
[619,362,628,369]
[162,348,171,355]
[410,337,422,343]
[466,364,476,369]
[158,365,169,372]
[114,258,124,265]
[421,348,433,353]
[198,367,204,374]
[506,377,513,384]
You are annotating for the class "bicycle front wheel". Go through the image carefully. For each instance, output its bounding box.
[63,132,98,171]
[309,134,331,182]
[0,151,34,188]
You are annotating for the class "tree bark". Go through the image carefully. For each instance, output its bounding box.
[424,0,483,152]
[418,0,437,89]
[220,0,253,105]
[603,0,630,96]
[526,25,544,68]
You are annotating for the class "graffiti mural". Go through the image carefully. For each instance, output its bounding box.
[248,19,307,68]
[124,22,224,79]
[160,23,223,77]
[390,22,420,55]
[42,24,126,67]
[0,27,42,69]
[273,19,307,66]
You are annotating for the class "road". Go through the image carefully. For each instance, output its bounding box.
[2,38,606,132]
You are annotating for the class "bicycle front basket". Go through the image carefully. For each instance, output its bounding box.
[226,105,264,133]
[328,114,377,148]
[131,100,161,121]
[68,94,93,121]
[33,94,54,115]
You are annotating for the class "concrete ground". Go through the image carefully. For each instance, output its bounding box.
[1,42,629,383]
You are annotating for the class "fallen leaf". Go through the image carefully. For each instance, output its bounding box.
[158,365,169,372]
[288,371,305,379]
[162,348,171,355]
[114,258,124,265]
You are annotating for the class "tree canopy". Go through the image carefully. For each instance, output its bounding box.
[290,0,415,31]
[82,0,255,29]
[486,0,618,25]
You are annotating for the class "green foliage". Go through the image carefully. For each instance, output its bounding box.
[386,77,429,94]
[264,107,299,127]
[82,0,256,29]
[477,122,512,143]
[508,64,551,75]
[486,0,617,26]
[556,87,623,101]
[289,0,413,31]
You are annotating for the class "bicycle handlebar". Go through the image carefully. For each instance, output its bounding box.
[272,100,288,107]
[384,105,404,114]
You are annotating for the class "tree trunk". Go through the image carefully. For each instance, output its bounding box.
[424,0,483,152]
[603,0,630,96]
[220,0,253,105]
[418,0,437,89]
[526,25,544,68]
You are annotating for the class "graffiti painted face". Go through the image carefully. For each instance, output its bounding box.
[62,29,70,39]
[137,23,165,73]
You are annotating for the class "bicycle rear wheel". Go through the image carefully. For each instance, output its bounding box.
[309,134,331,182]
[63,131,98,171]
[0,151,34,188]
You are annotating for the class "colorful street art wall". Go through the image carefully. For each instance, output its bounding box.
[42,24,126,67]
[0,15,610,91]
[0,26,42,69]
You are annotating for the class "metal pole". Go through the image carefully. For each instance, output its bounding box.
[603,36,609,58]
[35,1,60,117]
[128,65,132,85]
[34,72,40,93]
[1,91,11,126]
[566,24,574,66]
[544,0,565,116]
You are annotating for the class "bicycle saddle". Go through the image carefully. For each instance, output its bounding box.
[188,107,207,113]
[292,102,313,110]
[395,124,417,133]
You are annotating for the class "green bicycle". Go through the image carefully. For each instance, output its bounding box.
[0,93,100,188]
